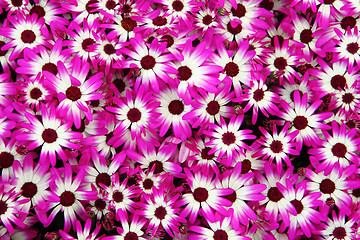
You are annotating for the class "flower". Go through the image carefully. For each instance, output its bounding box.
[320,210,358,240]
[59,218,102,240]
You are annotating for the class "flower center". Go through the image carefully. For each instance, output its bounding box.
[268,187,283,202]
[231,3,246,18]
[95,198,106,210]
[153,16,167,26]
[270,140,283,154]
[224,190,237,203]
[352,188,360,198]
[168,100,184,115]
[0,41,8,56]
[85,0,98,13]
[143,178,154,189]
[96,173,111,187]
[113,79,126,93]
[0,152,14,169]
[213,230,228,240]
[293,116,308,130]
[140,55,156,70]
[222,132,236,145]
[241,159,251,174]
[42,62,58,75]
[330,75,346,90]
[274,57,287,70]
[148,160,163,174]
[346,120,356,129]
[172,0,184,11]
[104,44,116,55]
[11,0,22,7]
[342,93,354,104]
[21,182,38,198]
[347,42,359,54]
[154,206,167,220]
[227,22,242,35]
[291,199,304,214]
[90,100,100,107]
[206,100,220,115]
[105,0,116,9]
[193,187,208,202]
[323,0,335,4]
[177,66,192,81]
[121,17,137,32]
[260,0,274,10]
[202,15,212,25]
[60,191,76,207]
[30,5,45,18]
[333,227,346,239]
[300,29,313,44]
[121,4,131,13]
[30,88,42,100]
[0,201,7,215]
[341,16,356,30]
[81,38,95,51]
[253,89,265,101]
[319,179,335,194]
[42,129,58,143]
[66,86,82,101]
[224,62,239,77]
[113,191,124,203]
[201,147,215,160]
[21,30,36,44]
[161,35,174,48]
[127,108,141,122]
[331,143,347,158]
[124,232,138,240]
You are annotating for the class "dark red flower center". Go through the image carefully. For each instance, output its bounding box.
[96,173,111,187]
[270,140,283,153]
[300,29,313,44]
[127,108,141,122]
[148,160,163,174]
[66,86,82,101]
[177,66,192,81]
[222,132,236,145]
[95,198,106,210]
[291,199,304,214]
[11,0,22,7]
[0,201,7,215]
[113,78,126,93]
[274,57,287,70]
[21,182,38,198]
[60,191,76,207]
[227,22,242,35]
[154,206,167,220]
[42,128,58,143]
[0,152,14,169]
[202,15,213,25]
[121,17,137,32]
[86,0,99,13]
[241,159,251,174]
[331,143,347,158]
[214,230,228,240]
[153,16,167,26]
[201,147,215,160]
[333,227,346,239]
[30,5,45,18]
[143,178,154,189]
[30,87,42,100]
[124,232,138,240]
[113,191,124,203]
[224,62,239,77]
[206,100,220,115]
[331,75,346,90]
[268,187,283,202]
[293,116,308,130]
[140,55,156,70]
[0,41,8,56]
[342,93,354,104]
[253,89,265,101]
[82,38,95,51]
[168,100,184,115]
[346,120,356,129]
[42,62,58,75]
[260,0,274,10]
[90,100,100,107]
[352,188,360,198]
[341,16,356,30]
[161,35,174,48]
[323,0,335,4]
[224,190,237,203]
[319,179,335,194]
[121,4,131,13]
[21,30,36,44]
[105,0,116,9]
[104,44,116,55]
[193,187,208,202]
[347,42,359,54]
[231,3,246,18]
[172,0,184,11]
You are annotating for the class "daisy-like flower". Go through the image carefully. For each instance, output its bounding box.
[0,14,50,61]
[2,0,29,14]
[133,10,176,36]
[0,138,26,181]
[137,166,169,195]
[316,0,345,29]
[194,7,222,36]
[88,190,110,220]
[177,169,233,224]
[332,82,360,115]
[59,218,102,240]
[254,122,300,173]
[16,104,83,166]
[137,188,186,237]
[279,90,332,149]
[309,121,360,174]
[101,14,138,43]
[203,115,255,166]
[119,37,177,92]
[320,210,358,240]
[103,215,147,240]
[43,58,104,129]
[26,0,69,26]
[216,15,256,44]
[155,0,199,26]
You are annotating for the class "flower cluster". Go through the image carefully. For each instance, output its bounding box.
[0,0,360,239]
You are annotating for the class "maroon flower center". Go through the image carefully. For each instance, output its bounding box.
[121,17,137,32]
[346,120,356,129]
[331,75,346,90]
[95,198,106,210]
[319,179,335,194]
[224,190,237,203]
[241,159,251,174]
[274,57,287,70]
[260,0,274,10]
[82,38,95,51]
[124,232,138,240]
[293,116,308,130]
[154,206,167,220]
[60,191,76,207]
[121,4,131,13]
[0,152,14,169]
[66,86,82,101]
[333,227,346,239]
[42,62,58,75]
[323,0,335,4]
[113,79,126,93]
[231,3,246,18]
[177,66,192,81]
[227,22,242,35]
[11,0,22,7]
[352,188,360,198]
[268,187,283,202]
[300,29,313,44]
[341,17,356,30]
[291,199,304,214]
[30,88,42,100]
[213,230,228,240]
[153,16,167,26]
[140,55,156,70]
[224,62,239,77]
[127,108,141,122]
[222,132,236,145]
[201,147,215,160]
[347,42,359,54]
[42,129,58,143]
[105,0,116,9]
[85,0,98,13]
[96,173,111,187]
[21,182,38,198]
[331,143,347,158]
[172,0,184,11]
[206,101,220,115]
[161,35,174,48]
[202,15,212,25]
[143,178,153,189]
[30,5,45,18]
[193,187,208,202]
[113,191,124,203]
[0,201,7,215]
[104,44,116,55]
[253,89,265,101]
[21,30,36,44]
[168,100,184,115]
[90,100,100,107]
[0,41,8,56]
[270,140,283,153]
[148,160,163,174]
[342,93,354,104]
